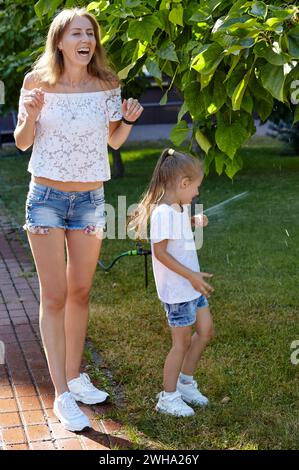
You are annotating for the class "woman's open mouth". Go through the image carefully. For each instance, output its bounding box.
[77,47,90,58]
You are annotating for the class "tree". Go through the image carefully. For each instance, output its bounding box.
[1,0,299,177]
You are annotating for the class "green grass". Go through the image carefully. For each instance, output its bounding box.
[1,136,298,450]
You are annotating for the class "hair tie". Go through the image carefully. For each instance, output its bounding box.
[168,148,175,156]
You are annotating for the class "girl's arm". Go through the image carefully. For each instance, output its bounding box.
[153,239,214,298]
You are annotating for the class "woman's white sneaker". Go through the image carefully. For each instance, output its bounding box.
[155,391,195,417]
[53,391,91,431]
[68,373,109,405]
[177,379,209,406]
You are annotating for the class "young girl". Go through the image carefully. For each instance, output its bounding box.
[130,148,215,417]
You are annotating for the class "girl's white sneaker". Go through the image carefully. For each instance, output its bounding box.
[68,373,109,405]
[155,391,195,417]
[177,379,209,406]
[53,391,91,431]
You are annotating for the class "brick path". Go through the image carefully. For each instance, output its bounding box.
[0,211,132,450]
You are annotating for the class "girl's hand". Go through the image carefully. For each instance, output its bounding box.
[189,272,214,298]
[23,87,44,122]
[191,214,209,228]
[122,97,144,123]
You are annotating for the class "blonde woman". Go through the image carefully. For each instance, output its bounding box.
[14,7,143,431]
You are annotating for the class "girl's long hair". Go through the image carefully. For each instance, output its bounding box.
[128,148,203,240]
[31,7,119,86]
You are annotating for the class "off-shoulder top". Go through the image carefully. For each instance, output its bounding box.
[17,86,122,182]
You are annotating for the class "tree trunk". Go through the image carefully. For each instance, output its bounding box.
[110,147,125,178]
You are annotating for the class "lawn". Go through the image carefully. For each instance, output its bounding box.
[0,137,298,450]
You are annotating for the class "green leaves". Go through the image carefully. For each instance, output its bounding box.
[254,42,289,65]
[156,41,178,62]
[170,120,190,146]
[249,1,268,20]
[287,26,299,59]
[191,43,224,75]
[169,4,184,27]
[231,70,251,111]
[128,15,161,42]
[215,113,249,159]
[260,63,286,102]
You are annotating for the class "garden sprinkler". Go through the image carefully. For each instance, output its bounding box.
[97,242,152,288]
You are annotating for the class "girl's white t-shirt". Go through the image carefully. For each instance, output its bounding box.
[150,203,201,304]
[17,86,122,182]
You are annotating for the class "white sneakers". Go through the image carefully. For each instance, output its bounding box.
[53,391,91,431]
[155,391,195,417]
[68,372,109,405]
[53,374,109,431]
[176,379,209,406]
[156,380,209,417]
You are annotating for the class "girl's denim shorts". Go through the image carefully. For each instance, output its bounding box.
[23,181,106,237]
[162,295,209,328]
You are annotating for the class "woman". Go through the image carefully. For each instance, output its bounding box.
[14,7,143,432]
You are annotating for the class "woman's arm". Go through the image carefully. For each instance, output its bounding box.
[14,73,44,151]
[108,120,132,150]
[108,97,143,149]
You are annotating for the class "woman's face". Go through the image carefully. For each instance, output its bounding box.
[58,15,96,66]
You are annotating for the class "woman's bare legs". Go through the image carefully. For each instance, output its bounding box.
[27,228,68,397]
[64,229,103,383]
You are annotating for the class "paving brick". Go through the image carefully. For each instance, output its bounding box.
[5,443,29,450]
[26,424,52,442]
[0,412,22,428]
[0,398,19,413]
[0,385,14,399]
[30,440,56,450]
[56,438,84,450]
[21,409,46,426]
[2,427,26,445]
[18,395,42,411]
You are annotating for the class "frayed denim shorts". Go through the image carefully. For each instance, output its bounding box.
[23,181,106,237]
[162,295,209,328]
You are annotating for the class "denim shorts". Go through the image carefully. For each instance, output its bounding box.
[162,295,209,327]
[23,181,106,237]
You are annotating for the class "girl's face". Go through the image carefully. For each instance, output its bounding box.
[178,174,203,204]
[58,16,96,67]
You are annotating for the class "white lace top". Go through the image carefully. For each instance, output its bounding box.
[17,86,122,182]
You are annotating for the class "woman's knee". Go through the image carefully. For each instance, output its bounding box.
[41,289,67,311]
[67,284,92,304]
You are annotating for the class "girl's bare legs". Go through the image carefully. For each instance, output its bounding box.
[163,326,192,392]
[180,307,214,378]
[27,228,68,397]
[64,229,103,383]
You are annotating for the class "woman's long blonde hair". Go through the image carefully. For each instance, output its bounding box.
[129,148,203,240]
[31,7,119,86]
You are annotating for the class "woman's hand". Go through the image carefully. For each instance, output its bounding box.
[23,87,44,122]
[191,214,209,228]
[121,98,144,123]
